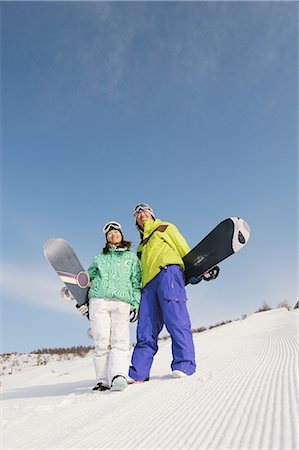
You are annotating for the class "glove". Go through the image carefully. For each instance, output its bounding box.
[130,308,139,323]
[60,287,75,301]
[76,303,89,317]
[188,276,202,285]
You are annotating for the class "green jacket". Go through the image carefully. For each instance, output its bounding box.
[137,218,190,287]
[88,246,141,309]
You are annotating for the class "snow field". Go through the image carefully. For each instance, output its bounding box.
[1,308,298,450]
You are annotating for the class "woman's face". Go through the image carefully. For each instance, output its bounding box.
[107,229,122,245]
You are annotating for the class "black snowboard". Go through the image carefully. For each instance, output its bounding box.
[44,238,89,306]
[184,217,250,285]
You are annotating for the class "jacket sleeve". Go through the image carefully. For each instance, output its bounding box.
[163,224,191,258]
[130,254,142,309]
[88,258,99,281]
[136,242,143,259]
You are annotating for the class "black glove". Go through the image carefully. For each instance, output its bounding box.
[76,303,89,317]
[130,308,139,323]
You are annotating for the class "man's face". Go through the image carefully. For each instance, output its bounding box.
[136,210,153,229]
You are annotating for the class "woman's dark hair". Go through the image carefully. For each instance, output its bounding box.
[102,240,132,255]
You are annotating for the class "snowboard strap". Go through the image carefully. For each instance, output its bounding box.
[141,225,169,246]
[202,266,220,282]
[137,225,169,259]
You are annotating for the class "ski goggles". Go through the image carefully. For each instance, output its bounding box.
[102,221,122,235]
[133,203,154,217]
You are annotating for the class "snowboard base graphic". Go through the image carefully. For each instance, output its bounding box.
[44,238,89,306]
[183,217,250,285]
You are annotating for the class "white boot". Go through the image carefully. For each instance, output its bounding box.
[110,375,127,391]
[172,370,187,378]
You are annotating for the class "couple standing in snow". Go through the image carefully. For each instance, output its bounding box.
[79,203,197,392]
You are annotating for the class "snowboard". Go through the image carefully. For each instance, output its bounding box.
[183,217,250,285]
[44,238,89,306]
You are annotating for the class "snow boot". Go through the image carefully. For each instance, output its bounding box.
[127,376,149,384]
[92,382,110,391]
[110,375,128,391]
[172,370,187,378]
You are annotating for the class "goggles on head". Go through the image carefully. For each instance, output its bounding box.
[103,221,122,235]
[133,203,154,217]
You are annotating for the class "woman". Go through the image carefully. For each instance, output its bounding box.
[87,221,141,392]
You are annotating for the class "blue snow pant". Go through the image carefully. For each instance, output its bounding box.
[129,265,196,380]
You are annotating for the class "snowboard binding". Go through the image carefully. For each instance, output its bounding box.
[61,287,89,318]
[202,266,220,282]
[60,286,75,302]
[188,266,220,285]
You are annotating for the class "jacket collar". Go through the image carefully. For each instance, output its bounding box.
[109,245,128,252]
[143,218,162,235]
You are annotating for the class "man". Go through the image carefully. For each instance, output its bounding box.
[129,203,196,381]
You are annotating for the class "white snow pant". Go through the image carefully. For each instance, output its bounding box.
[89,297,130,387]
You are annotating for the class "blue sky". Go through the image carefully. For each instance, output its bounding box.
[1,1,297,353]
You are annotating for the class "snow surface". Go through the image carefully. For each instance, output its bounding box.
[1,308,298,450]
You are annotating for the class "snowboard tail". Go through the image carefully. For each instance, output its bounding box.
[44,238,89,306]
[183,217,250,285]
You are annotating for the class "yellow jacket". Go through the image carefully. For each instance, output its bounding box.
[137,218,190,287]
